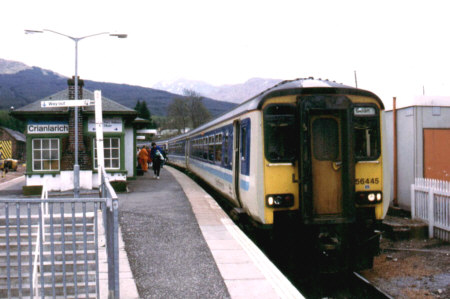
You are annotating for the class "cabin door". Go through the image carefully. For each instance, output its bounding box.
[310,115,343,215]
[299,95,354,221]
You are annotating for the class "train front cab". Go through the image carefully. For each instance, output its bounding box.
[263,90,384,272]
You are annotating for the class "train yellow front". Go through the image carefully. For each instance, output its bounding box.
[163,78,387,272]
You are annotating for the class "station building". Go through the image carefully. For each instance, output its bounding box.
[384,96,450,211]
[11,78,138,192]
[0,126,26,161]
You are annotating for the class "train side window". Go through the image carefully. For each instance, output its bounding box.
[203,137,208,160]
[208,136,214,161]
[223,132,229,166]
[353,108,380,161]
[241,127,247,161]
[263,104,297,162]
[215,134,222,163]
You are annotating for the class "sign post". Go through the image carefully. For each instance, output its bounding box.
[94,90,105,187]
[41,98,95,195]
[41,99,95,108]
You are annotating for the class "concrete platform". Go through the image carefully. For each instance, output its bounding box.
[118,166,304,299]
[166,167,303,299]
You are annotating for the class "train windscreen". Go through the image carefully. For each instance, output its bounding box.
[263,104,297,162]
[353,106,380,161]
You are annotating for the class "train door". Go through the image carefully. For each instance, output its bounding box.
[232,119,251,209]
[233,120,242,207]
[299,96,355,221]
[310,115,342,215]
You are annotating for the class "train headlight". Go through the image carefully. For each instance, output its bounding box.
[356,192,382,205]
[266,194,294,208]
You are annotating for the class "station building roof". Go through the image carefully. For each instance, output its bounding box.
[385,95,450,111]
[11,88,137,119]
[0,126,26,142]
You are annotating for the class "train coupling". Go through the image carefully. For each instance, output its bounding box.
[318,232,340,251]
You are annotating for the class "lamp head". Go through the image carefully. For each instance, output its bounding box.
[110,33,127,39]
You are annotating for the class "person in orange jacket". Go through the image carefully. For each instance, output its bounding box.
[138,145,149,172]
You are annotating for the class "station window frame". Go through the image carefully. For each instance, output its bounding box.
[32,138,60,171]
[93,137,121,169]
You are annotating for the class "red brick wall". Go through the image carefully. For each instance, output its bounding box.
[60,78,92,170]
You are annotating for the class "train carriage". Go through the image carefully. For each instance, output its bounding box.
[163,77,387,272]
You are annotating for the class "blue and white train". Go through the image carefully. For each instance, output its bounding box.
[159,78,388,272]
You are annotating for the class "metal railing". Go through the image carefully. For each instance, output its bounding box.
[0,168,120,298]
[100,168,120,299]
[411,178,450,242]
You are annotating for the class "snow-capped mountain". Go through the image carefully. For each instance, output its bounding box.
[153,78,283,103]
[0,58,31,74]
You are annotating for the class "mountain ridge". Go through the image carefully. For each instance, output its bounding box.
[153,77,283,103]
[0,59,236,117]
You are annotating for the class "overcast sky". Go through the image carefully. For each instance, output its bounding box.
[2,0,450,109]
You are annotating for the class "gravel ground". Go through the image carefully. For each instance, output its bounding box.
[361,237,450,298]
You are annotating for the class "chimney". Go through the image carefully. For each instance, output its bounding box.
[67,76,84,99]
[61,77,92,171]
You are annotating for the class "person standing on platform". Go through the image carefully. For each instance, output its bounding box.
[146,144,152,168]
[150,142,164,179]
[138,145,149,172]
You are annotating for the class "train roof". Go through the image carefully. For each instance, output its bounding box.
[167,77,384,142]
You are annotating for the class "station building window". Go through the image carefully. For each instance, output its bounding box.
[32,138,60,171]
[94,137,120,169]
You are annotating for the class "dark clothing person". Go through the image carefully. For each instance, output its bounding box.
[150,143,164,179]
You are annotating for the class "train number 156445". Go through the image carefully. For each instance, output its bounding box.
[355,178,380,185]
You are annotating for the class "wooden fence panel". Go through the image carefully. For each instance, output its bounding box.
[411,178,450,242]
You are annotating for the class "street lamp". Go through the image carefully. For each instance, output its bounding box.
[25,29,127,197]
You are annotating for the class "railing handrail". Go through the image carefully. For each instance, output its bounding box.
[100,166,120,299]
[101,167,118,201]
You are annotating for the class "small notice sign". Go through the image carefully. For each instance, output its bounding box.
[41,99,95,108]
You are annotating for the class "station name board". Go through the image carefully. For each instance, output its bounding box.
[28,124,69,134]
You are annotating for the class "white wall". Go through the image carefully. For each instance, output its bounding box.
[125,126,134,178]
[385,106,450,211]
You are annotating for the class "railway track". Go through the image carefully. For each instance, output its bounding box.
[181,167,393,298]
[280,270,393,299]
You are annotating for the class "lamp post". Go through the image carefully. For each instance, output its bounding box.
[25,29,127,197]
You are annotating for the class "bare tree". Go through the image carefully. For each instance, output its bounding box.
[183,89,211,129]
[167,97,189,133]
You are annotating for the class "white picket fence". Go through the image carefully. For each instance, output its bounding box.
[411,178,450,242]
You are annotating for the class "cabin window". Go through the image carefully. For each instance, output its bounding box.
[312,118,339,161]
[263,104,297,162]
[353,107,380,161]
[32,138,60,171]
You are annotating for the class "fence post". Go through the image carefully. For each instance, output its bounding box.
[428,187,434,238]
[113,198,120,298]
[106,198,120,299]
